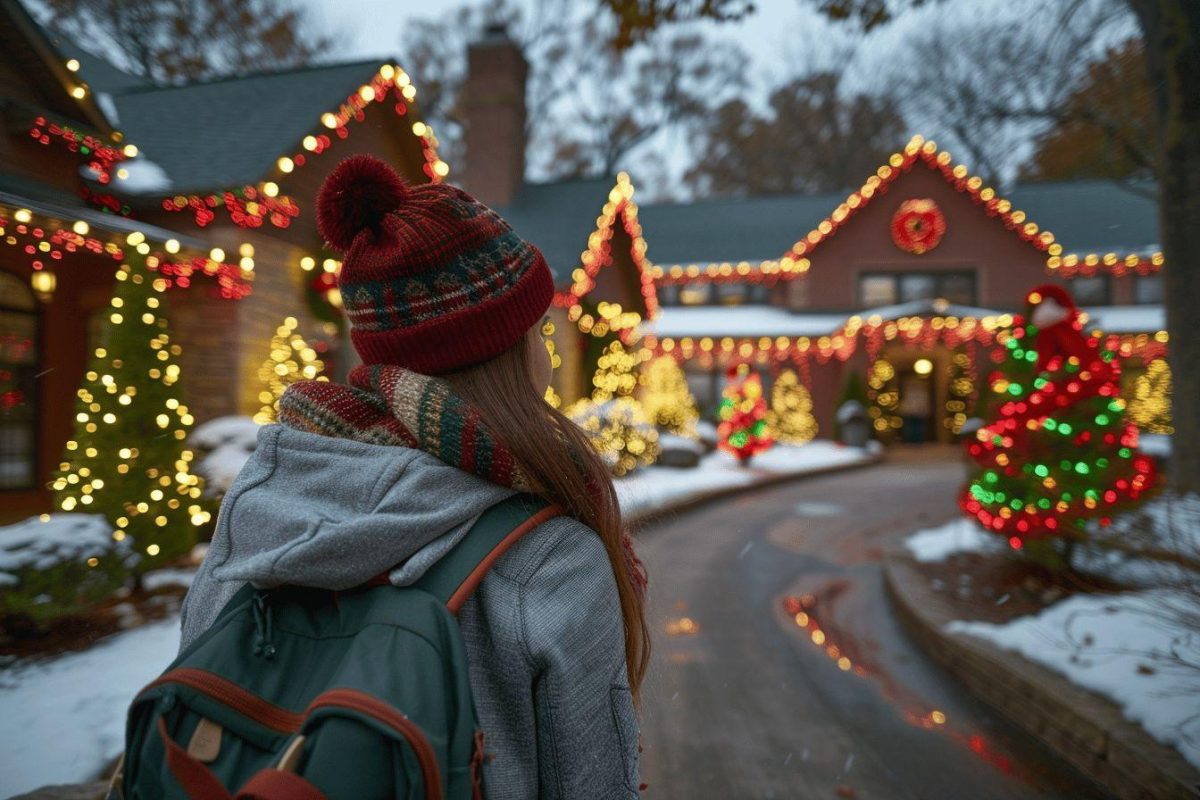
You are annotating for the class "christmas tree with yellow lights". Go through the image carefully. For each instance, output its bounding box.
[961,285,1156,556]
[254,317,327,423]
[1128,358,1172,435]
[53,255,211,573]
[765,368,816,444]
[641,356,698,435]
[565,338,658,475]
[718,364,773,464]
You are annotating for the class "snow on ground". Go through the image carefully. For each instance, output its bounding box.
[0,618,180,795]
[949,589,1200,769]
[616,440,871,518]
[904,517,1002,563]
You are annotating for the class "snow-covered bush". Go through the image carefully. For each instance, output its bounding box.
[566,397,660,477]
[0,514,134,628]
[189,416,260,498]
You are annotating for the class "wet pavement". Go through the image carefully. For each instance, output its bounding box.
[635,446,1111,800]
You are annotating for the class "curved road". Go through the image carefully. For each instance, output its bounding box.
[635,447,1110,800]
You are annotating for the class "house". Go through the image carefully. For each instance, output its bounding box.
[0,0,446,516]
[456,30,1166,444]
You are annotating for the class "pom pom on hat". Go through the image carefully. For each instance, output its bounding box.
[317,155,409,251]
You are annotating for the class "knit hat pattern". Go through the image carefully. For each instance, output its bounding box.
[316,155,554,374]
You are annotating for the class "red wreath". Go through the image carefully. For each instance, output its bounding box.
[890,198,946,255]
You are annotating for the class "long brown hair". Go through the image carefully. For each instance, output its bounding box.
[445,337,651,699]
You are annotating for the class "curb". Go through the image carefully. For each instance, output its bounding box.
[883,547,1200,800]
[625,450,885,528]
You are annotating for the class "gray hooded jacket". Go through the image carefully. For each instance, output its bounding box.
[180,424,639,799]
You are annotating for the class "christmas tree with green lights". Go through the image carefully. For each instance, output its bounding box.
[53,255,211,573]
[717,364,773,464]
[961,285,1156,558]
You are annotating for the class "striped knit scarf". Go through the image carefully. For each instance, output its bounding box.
[280,363,531,490]
[279,364,646,595]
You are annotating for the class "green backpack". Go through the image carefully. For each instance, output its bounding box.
[111,495,557,800]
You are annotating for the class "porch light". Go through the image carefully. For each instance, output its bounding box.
[914,358,933,376]
[30,269,56,301]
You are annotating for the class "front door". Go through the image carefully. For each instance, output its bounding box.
[897,365,934,443]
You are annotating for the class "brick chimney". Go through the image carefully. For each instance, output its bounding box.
[461,23,527,207]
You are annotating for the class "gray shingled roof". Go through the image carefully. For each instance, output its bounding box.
[49,37,150,94]
[495,177,614,284]
[106,59,385,195]
[500,175,1160,287]
[1007,181,1159,255]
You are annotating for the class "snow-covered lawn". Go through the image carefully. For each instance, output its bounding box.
[904,517,1002,563]
[904,495,1200,771]
[0,439,872,794]
[616,440,874,519]
[949,590,1200,770]
[0,618,181,795]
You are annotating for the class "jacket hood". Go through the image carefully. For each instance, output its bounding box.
[205,424,515,591]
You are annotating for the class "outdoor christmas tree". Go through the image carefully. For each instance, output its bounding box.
[641,355,698,435]
[254,316,327,424]
[961,285,1156,554]
[566,338,659,475]
[765,368,817,444]
[52,255,211,572]
[717,364,773,464]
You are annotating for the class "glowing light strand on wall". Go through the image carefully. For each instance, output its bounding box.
[780,135,1057,270]
[28,116,128,184]
[1047,250,1164,278]
[555,172,658,336]
[0,205,252,300]
[159,64,446,231]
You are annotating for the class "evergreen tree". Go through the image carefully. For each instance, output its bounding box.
[52,256,211,572]
[590,339,645,401]
[641,356,698,435]
[717,364,773,464]
[1128,358,1173,435]
[566,339,659,475]
[766,368,817,444]
[833,370,869,441]
[961,286,1156,557]
[254,317,326,424]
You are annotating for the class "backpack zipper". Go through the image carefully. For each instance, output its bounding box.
[305,688,444,800]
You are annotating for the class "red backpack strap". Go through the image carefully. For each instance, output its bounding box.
[411,494,559,613]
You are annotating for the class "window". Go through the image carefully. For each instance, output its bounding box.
[860,275,897,306]
[899,274,937,303]
[1135,275,1163,305]
[0,272,38,490]
[859,271,976,307]
[716,282,748,305]
[939,273,976,305]
[658,284,680,307]
[1071,275,1110,306]
[679,283,713,306]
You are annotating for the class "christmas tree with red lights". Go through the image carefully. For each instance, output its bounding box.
[717,364,773,464]
[961,285,1156,558]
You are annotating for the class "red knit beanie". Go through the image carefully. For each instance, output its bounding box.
[316,155,554,374]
